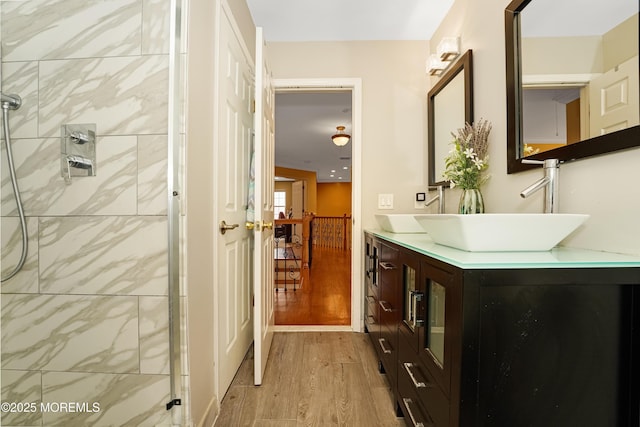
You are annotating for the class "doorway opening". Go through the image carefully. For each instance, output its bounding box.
[272,79,363,331]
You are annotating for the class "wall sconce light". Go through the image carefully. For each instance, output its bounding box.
[427,54,448,76]
[437,36,460,61]
[331,125,350,146]
[427,36,461,76]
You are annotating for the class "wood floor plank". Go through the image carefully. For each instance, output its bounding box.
[336,362,386,426]
[216,385,250,427]
[256,333,305,420]
[275,247,351,325]
[252,420,297,427]
[214,332,406,427]
[297,341,340,425]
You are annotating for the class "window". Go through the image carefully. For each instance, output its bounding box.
[274,191,286,218]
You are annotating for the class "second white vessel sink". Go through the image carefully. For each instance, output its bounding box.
[414,213,589,252]
[375,214,426,233]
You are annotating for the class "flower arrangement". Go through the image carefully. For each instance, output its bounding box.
[442,119,492,189]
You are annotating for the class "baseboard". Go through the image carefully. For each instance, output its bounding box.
[196,395,219,427]
[273,325,353,332]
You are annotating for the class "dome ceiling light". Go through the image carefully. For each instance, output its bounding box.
[331,125,351,146]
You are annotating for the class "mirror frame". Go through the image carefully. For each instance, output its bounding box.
[505,0,640,174]
[428,49,474,186]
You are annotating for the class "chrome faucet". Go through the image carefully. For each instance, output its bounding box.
[520,159,560,213]
[425,185,445,214]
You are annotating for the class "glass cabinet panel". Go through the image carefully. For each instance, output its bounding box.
[427,280,446,367]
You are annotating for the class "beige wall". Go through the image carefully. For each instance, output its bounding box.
[603,13,638,70]
[522,14,638,75]
[269,41,432,225]
[185,0,218,424]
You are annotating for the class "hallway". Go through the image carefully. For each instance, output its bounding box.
[275,247,351,325]
[215,332,406,426]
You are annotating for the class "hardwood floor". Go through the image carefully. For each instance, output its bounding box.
[215,332,407,426]
[275,247,351,325]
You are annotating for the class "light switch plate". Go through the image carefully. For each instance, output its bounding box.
[378,193,394,209]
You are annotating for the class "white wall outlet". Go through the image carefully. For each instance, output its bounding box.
[378,193,394,209]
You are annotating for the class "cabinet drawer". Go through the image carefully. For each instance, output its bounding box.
[399,394,431,427]
[399,335,449,427]
[378,326,397,381]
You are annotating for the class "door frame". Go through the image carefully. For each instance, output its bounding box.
[272,78,363,333]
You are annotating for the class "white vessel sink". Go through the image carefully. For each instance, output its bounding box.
[414,214,589,252]
[375,214,426,234]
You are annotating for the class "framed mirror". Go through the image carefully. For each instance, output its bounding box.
[428,50,474,186]
[505,0,639,174]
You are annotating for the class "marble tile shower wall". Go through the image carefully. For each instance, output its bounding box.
[0,1,187,426]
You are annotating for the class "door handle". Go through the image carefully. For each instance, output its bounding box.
[403,363,431,389]
[261,221,273,231]
[245,221,256,230]
[219,220,239,235]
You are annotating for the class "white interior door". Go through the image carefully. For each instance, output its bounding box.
[589,55,639,136]
[214,4,254,398]
[253,27,275,386]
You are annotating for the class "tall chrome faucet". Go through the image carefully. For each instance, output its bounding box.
[520,159,560,213]
[425,185,445,214]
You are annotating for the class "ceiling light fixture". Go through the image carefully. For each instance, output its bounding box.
[331,126,351,146]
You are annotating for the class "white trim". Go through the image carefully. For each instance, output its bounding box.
[522,73,599,86]
[273,77,364,333]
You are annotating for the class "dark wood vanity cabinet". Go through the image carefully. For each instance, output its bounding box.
[365,232,640,427]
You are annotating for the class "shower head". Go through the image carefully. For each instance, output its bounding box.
[1,92,22,110]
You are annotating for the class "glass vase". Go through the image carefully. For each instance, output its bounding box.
[458,188,484,214]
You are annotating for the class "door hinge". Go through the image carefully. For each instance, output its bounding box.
[251,100,256,113]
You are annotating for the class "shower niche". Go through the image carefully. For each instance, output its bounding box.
[61,123,96,183]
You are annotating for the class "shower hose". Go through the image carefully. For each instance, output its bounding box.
[1,103,28,282]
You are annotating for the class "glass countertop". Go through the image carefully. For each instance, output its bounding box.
[368,229,640,270]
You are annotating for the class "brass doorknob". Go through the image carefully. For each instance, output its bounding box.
[219,220,239,235]
[245,221,256,230]
[261,221,273,231]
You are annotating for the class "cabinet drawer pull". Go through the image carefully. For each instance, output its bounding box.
[366,295,376,304]
[402,398,431,427]
[378,338,392,354]
[379,261,396,270]
[366,315,376,325]
[379,300,393,312]
[403,362,430,389]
